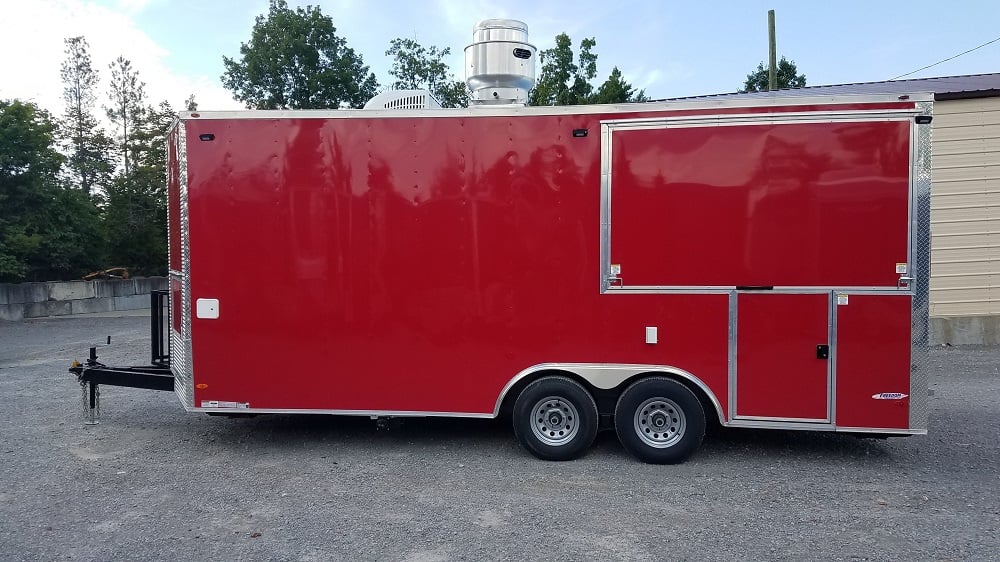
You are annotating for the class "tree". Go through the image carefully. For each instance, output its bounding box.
[184,94,198,111]
[106,56,146,175]
[221,0,378,109]
[59,36,114,196]
[569,37,597,103]
[386,38,468,108]
[0,100,104,282]
[0,100,61,280]
[104,99,173,276]
[590,67,649,104]
[741,56,807,92]
[530,33,584,106]
[529,33,646,106]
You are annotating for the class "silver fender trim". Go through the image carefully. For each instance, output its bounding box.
[493,363,726,423]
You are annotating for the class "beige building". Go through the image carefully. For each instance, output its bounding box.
[931,93,999,329]
[674,74,1000,343]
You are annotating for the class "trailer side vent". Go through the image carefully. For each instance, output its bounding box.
[363,89,444,110]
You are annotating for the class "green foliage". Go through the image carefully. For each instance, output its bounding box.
[102,98,173,277]
[39,187,107,278]
[530,34,646,106]
[0,100,105,282]
[60,36,114,196]
[104,170,167,276]
[106,56,146,175]
[590,67,649,104]
[221,0,378,109]
[386,38,468,108]
[741,57,807,92]
[0,100,62,281]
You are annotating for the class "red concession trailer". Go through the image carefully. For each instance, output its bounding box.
[137,93,929,464]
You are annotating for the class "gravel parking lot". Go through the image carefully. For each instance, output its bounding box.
[1,313,998,561]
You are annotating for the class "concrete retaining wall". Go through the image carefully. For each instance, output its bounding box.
[929,315,1000,346]
[0,278,167,321]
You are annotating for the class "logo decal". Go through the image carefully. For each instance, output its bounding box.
[872,392,908,400]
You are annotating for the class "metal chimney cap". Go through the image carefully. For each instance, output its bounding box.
[465,18,536,105]
[473,19,528,32]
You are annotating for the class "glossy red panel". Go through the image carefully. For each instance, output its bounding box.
[736,293,829,420]
[173,99,916,416]
[611,121,911,287]
[167,126,182,273]
[182,114,731,414]
[835,294,911,429]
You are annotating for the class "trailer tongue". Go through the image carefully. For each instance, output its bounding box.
[69,290,173,424]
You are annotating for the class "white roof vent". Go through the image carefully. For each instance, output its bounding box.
[464,19,536,105]
[363,89,443,110]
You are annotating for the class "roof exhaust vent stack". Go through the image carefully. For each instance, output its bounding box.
[465,19,536,106]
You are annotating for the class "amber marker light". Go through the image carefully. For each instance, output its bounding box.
[196,383,209,389]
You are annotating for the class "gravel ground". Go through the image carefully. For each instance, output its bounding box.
[0,313,998,561]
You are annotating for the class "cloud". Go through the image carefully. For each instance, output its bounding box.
[114,0,153,14]
[0,0,242,122]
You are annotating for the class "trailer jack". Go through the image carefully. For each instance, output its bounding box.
[69,290,174,424]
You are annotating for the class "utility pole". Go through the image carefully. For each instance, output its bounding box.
[768,9,777,91]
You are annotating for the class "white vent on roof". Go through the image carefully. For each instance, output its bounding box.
[363,89,443,110]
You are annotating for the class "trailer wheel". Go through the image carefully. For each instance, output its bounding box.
[614,377,705,464]
[512,376,598,461]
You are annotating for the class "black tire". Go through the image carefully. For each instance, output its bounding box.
[512,376,599,461]
[614,377,705,464]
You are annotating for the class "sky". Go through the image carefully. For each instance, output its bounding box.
[1,0,998,117]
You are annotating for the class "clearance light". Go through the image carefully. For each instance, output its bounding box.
[196,383,209,390]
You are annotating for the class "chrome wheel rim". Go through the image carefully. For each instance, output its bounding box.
[633,397,686,448]
[530,396,580,446]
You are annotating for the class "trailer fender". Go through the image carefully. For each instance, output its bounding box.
[494,363,725,424]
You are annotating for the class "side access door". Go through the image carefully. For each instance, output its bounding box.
[735,292,831,422]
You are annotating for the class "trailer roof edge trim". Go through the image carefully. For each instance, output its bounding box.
[179,93,933,120]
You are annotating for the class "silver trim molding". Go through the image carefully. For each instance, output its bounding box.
[178,94,931,121]
[187,406,493,418]
[909,101,932,432]
[171,121,194,409]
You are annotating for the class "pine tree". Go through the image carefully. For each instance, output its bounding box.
[106,56,146,175]
[59,36,114,196]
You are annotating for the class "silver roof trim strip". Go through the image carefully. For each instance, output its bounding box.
[178,93,932,121]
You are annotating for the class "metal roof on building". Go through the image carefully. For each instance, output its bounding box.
[668,73,1000,101]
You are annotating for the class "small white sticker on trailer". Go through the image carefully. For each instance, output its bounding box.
[196,298,220,319]
[645,326,658,344]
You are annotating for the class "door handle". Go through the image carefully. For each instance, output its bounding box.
[816,344,830,360]
[897,276,914,288]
